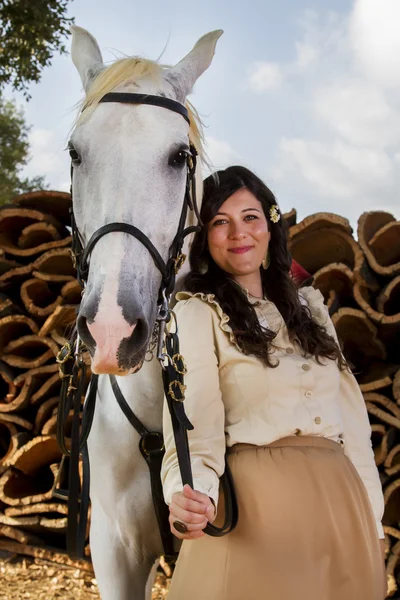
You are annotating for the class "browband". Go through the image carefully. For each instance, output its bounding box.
[99,92,190,125]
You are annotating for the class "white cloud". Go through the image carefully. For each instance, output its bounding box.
[247,61,284,93]
[22,128,70,191]
[295,41,318,70]
[204,136,241,173]
[313,80,400,148]
[350,0,400,88]
[26,129,64,175]
[268,4,400,226]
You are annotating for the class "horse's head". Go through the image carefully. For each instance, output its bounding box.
[69,26,222,375]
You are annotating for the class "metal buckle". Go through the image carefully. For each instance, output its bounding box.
[172,353,187,375]
[168,380,186,402]
[173,253,186,274]
[140,432,165,457]
[56,343,73,378]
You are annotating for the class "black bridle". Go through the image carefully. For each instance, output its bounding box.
[55,92,238,560]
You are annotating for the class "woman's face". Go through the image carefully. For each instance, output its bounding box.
[207,188,270,278]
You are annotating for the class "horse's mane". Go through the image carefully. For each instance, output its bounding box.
[76,57,205,157]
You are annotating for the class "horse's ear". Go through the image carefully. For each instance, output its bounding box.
[71,25,105,92]
[167,30,223,102]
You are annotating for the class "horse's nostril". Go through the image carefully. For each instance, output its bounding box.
[117,318,150,369]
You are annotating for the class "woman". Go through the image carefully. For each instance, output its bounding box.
[161,166,386,600]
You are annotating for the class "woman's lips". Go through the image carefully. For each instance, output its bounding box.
[228,246,253,254]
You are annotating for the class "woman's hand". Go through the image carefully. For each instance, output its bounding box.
[169,484,216,540]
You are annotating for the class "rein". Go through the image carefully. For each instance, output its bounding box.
[55,92,238,559]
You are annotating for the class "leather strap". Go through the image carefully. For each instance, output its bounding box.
[162,332,239,537]
[99,92,190,124]
[110,375,176,557]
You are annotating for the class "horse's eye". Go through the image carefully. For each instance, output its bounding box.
[172,150,189,166]
[68,143,81,165]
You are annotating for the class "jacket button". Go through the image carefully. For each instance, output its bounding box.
[314,416,322,424]
[295,428,301,435]
[305,390,312,398]
[286,348,294,354]
[302,364,310,371]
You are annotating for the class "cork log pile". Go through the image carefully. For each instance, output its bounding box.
[0,192,399,597]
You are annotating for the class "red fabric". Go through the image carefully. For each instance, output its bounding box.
[290,259,312,287]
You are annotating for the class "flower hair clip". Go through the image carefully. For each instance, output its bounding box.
[269,205,281,223]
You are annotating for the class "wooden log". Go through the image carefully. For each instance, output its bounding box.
[0,413,33,432]
[0,524,44,546]
[0,360,18,404]
[0,254,21,276]
[60,280,82,305]
[7,364,60,412]
[0,293,24,318]
[20,279,63,319]
[383,479,400,529]
[11,190,72,227]
[371,424,388,466]
[0,315,39,353]
[358,211,400,277]
[0,512,67,535]
[385,445,400,477]
[5,502,68,518]
[364,393,400,429]
[1,335,59,369]
[0,539,93,571]
[289,212,353,237]
[4,437,62,478]
[34,397,60,435]
[377,276,400,318]
[30,373,61,407]
[0,207,70,258]
[32,248,75,283]
[394,370,400,405]
[18,221,61,248]
[386,539,400,597]
[331,309,387,375]
[38,305,77,338]
[0,436,62,508]
[354,282,400,327]
[0,373,36,414]
[41,412,71,436]
[313,263,354,306]
[0,422,31,470]
[289,222,364,275]
[359,365,393,393]
[283,208,297,228]
[0,262,33,291]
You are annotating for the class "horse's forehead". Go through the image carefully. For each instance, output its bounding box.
[75,103,188,150]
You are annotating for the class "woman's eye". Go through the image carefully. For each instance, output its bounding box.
[244,214,258,221]
[212,219,228,226]
[172,150,189,166]
[68,144,81,165]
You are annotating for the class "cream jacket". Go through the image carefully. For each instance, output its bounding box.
[161,286,384,538]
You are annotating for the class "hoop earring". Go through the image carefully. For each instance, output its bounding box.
[199,259,209,275]
[262,251,270,270]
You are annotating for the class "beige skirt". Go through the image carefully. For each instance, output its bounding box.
[167,436,387,600]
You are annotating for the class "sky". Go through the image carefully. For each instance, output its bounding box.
[6,0,400,232]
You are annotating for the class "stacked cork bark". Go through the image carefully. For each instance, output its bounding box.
[0,191,84,565]
[288,209,400,598]
[0,193,399,594]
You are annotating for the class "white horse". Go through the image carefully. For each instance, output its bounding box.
[68,25,222,600]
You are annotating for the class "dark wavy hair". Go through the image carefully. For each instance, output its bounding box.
[184,166,346,369]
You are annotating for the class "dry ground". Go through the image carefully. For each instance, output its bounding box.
[0,555,170,600]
